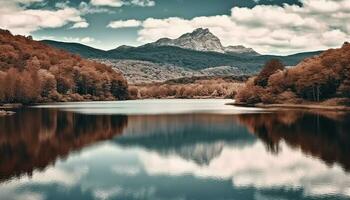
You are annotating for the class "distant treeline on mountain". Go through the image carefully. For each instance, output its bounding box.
[236,42,350,106]
[0,29,128,104]
[42,40,322,73]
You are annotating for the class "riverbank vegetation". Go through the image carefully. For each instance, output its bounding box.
[0,29,128,104]
[235,42,350,107]
[128,76,246,99]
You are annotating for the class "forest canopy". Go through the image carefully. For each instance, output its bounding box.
[0,29,128,104]
[236,42,350,106]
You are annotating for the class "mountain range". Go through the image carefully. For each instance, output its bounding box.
[41,28,323,83]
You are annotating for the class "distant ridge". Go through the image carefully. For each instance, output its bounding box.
[42,39,322,72]
[41,40,107,58]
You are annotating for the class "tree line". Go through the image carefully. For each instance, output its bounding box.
[0,29,128,104]
[129,78,244,99]
[236,42,350,106]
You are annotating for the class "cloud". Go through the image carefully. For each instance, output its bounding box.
[107,19,142,29]
[136,0,350,55]
[55,1,70,8]
[71,21,90,29]
[0,0,88,35]
[62,36,96,44]
[78,2,113,14]
[90,0,124,7]
[90,0,155,7]
[130,0,155,7]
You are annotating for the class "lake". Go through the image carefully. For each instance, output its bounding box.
[0,99,350,200]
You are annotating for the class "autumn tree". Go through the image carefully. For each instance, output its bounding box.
[255,59,285,87]
[0,29,129,104]
[235,42,350,105]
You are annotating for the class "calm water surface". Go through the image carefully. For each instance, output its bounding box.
[0,99,350,200]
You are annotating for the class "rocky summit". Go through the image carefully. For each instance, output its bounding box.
[151,28,259,55]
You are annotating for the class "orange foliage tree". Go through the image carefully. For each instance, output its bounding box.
[236,42,350,105]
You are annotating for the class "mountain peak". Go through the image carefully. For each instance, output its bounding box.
[151,28,259,55]
[224,45,260,56]
[191,28,210,35]
[153,28,225,53]
[181,28,218,41]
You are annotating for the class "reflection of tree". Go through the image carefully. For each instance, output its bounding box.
[0,109,128,182]
[236,111,350,171]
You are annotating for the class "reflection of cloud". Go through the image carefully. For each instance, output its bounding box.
[25,166,88,186]
[0,166,88,200]
[140,141,350,197]
[93,187,123,200]
[254,191,288,200]
[111,165,140,176]
[11,192,45,200]
[93,186,156,200]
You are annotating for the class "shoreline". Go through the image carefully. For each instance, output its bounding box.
[227,102,350,112]
[0,103,23,109]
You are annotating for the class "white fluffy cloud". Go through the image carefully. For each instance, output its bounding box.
[90,0,155,7]
[0,0,88,35]
[136,0,350,55]
[63,36,96,44]
[91,0,124,7]
[107,19,142,28]
[71,21,90,29]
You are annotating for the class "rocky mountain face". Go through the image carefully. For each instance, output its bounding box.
[224,45,259,56]
[151,28,225,53]
[151,28,259,55]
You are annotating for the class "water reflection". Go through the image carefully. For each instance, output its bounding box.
[0,108,127,182]
[117,115,256,165]
[0,101,349,200]
[236,111,350,171]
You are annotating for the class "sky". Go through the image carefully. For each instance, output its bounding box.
[0,0,349,55]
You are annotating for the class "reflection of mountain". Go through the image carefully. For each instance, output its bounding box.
[236,111,350,171]
[0,109,127,182]
[173,142,225,165]
[114,115,256,165]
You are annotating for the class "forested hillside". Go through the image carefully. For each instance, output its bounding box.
[0,30,128,104]
[42,40,321,73]
[236,42,350,106]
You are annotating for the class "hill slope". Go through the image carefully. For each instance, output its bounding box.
[42,40,107,58]
[42,40,321,73]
